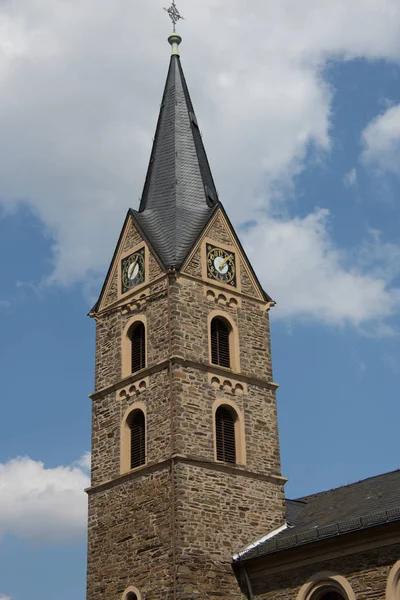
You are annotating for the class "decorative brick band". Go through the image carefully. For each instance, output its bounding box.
[208,372,248,395]
[120,292,149,315]
[204,286,241,308]
[117,377,149,400]
[90,357,279,400]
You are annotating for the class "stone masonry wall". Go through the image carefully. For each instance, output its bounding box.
[172,363,281,476]
[91,368,171,487]
[206,212,232,247]
[174,461,285,599]
[171,275,273,381]
[253,542,400,600]
[87,467,174,600]
[95,310,122,391]
[94,278,168,392]
[184,246,202,278]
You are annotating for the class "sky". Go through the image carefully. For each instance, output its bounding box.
[0,1,400,598]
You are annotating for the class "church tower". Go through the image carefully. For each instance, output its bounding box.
[86,28,286,600]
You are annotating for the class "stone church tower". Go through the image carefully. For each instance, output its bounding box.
[86,32,286,600]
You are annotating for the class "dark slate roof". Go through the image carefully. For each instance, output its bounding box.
[235,469,400,562]
[133,54,220,269]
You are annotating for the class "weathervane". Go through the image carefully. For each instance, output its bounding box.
[164,1,184,33]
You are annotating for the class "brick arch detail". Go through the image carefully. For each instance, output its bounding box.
[296,571,357,600]
[386,561,400,600]
[121,585,142,600]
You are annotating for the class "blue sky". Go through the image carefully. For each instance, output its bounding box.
[1,2,400,599]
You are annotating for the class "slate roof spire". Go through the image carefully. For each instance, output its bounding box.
[134,32,220,269]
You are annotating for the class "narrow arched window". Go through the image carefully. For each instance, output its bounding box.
[216,406,236,463]
[130,322,146,373]
[126,594,138,600]
[128,410,146,469]
[211,317,231,368]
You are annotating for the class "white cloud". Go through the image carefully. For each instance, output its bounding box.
[0,454,89,543]
[0,595,11,600]
[243,210,400,329]
[75,451,91,472]
[1,1,400,327]
[362,103,400,173]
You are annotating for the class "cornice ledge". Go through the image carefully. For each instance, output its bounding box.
[172,357,279,391]
[86,458,173,495]
[90,361,169,400]
[90,357,279,400]
[177,271,274,309]
[92,275,168,318]
[171,454,287,484]
[86,456,287,495]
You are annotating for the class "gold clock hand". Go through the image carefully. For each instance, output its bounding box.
[128,256,139,278]
[218,254,233,270]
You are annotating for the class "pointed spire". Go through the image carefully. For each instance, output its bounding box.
[133,35,219,269]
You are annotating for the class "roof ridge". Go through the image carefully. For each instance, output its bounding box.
[293,469,400,502]
[234,504,400,562]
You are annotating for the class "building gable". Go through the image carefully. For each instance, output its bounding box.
[181,206,271,303]
[94,211,165,314]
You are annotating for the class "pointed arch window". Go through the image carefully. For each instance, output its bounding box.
[211,317,231,368]
[128,410,146,469]
[130,322,146,373]
[215,405,236,463]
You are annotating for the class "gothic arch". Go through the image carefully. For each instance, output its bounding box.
[212,398,246,465]
[386,561,400,600]
[120,401,147,474]
[122,314,147,378]
[297,572,356,600]
[121,586,142,600]
[208,309,240,372]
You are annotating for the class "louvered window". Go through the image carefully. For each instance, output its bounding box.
[319,594,346,600]
[129,410,146,469]
[130,322,146,373]
[211,318,231,368]
[215,406,236,464]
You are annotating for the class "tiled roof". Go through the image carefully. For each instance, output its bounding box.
[235,469,400,562]
[134,54,220,269]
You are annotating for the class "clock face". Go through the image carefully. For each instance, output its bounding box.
[206,243,236,286]
[121,247,145,294]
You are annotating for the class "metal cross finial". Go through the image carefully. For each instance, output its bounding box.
[164,1,184,33]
